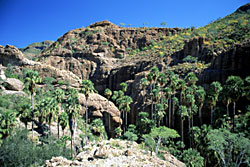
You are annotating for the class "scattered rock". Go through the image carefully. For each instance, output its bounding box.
[45,139,186,167]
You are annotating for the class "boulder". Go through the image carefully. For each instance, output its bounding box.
[79,93,121,137]
[4,78,24,91]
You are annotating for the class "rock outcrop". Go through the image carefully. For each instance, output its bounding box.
[79,93,121,137]
[0,44,81,87]
[45,139,186,167]
[199,40,250,84]
[40,21,183,92]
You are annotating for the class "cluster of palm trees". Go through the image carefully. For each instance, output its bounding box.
[105,82,133,134]
[13,69,98,156]
[139,66,250,147]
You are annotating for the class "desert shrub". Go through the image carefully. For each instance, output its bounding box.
[0,129,71,167]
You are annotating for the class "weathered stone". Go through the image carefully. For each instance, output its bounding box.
[79,93,121,137]
[1,90,27,96]
[45,139,185,167]
[4,78,24,91]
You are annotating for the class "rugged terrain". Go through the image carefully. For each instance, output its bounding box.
[0,3,250,167]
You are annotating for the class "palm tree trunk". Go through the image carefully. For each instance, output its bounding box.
[31,94,34,139]
[165,99,169,126]
[226,103,229,117]
[169,97,172,128]
[172,105,175,128]
[233,102,236,132]
[71,132,73,158]
[126,112,128,131]
[85,99,88,143]
[199,106,202,126]
[210,107,213,125]
[57,118,60,139]
[181,118,184,142]
[123,111,125,132]
[188,107,191,147]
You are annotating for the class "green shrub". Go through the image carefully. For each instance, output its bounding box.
[0,129,71,167]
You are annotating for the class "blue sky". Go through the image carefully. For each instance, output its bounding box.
[0,0,248,48]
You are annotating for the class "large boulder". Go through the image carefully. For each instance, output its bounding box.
[79,93,121,138]
[4,78,24,91]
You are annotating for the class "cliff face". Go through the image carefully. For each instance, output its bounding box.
[199,40,250,84]
[39,21,181,92]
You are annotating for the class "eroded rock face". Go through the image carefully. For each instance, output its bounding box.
[0,45,81,87]
[79,93,121,137]
[0,45,26,66]
[45,139,186,167]
[199,40,250,84]
[40,22,183,92]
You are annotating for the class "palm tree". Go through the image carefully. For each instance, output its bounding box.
[147,67,160,119]
[177,79,187,105]
[207,81,222,125]
[185,93,195,147]
[0,109,16,138]
[158,73,167,87]
[185,72,198,87]
[18,102,32,129]
[155,103,165,127]
[59,112,68,136]
[140,78,148,112]
[47,97,59,131]
[120,82,128,92]
[80,80,96,140]
[195,86,206,126]
[116,95,133,132]
[53,88,65,138]
[245,76,250,101]
[172,97,179,128]
[178,105,188,142]
[162,87,171,126]
[150,86,161,121]
[224,76,244,131]
[24,69,42,138]
[104,88,112,131]
[221,87,232,116]
[63,88,80,157]
[169,74,179,128]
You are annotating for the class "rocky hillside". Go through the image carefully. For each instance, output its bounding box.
[20,40,53,59]
[45,139,186,167]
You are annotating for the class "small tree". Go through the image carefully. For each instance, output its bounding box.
[160,22,167,27]
[224,76,244,131]
[143,126,180,155]
[207,128,250,167]
[181,148,204,167]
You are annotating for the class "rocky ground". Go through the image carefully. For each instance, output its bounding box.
[45,139,186,167]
